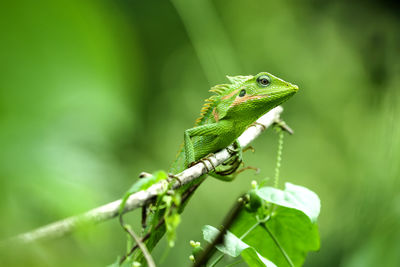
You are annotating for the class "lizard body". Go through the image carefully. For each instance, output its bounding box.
[170,72,298,176]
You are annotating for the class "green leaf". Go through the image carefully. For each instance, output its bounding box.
[202,183,320,267]
[230,207,320,267]
[165,213,181,247]
[202,225,277,266]
[202,183,321,267]
[256,182,320,223]
[163,192,182,247]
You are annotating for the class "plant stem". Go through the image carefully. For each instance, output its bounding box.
[119,216,155,267]
[274,128,284,188]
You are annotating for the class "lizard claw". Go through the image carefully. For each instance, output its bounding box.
[236,166,260,175]
[243,146,255,153]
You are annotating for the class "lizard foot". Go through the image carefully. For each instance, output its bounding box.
[225,140,243,167]
[188,154,216,173]
[168,173,182,187]
[249,121,266,131]
[216,157,242,176]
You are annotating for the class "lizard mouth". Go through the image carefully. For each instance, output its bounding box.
[259,92,290,98]
[231,89,297,108]
[259,87,298,98]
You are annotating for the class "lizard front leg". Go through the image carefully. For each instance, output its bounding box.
[184,122,221,167]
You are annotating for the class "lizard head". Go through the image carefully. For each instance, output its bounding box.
[226,72,298,117]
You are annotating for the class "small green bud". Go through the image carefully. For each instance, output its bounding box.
[246,189,262,212]
[251,180,258,189]
[189,240,200,248]
[133,262,141,267]
[189,255,195,262]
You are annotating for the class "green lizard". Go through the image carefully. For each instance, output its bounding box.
[169,71,298,178]
[125,72,298,264]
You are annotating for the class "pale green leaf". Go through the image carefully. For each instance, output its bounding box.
[202,225,247,257]
[256,183,320,223]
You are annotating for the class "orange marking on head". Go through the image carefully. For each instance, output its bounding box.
[230,95,264,107]
[221,89,239,100]
[212,107,219,122]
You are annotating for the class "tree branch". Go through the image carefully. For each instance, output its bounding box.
[8,106,284,244]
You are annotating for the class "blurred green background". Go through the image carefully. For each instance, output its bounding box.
[1,0,399,266]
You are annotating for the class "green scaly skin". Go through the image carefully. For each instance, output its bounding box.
[133,72,298,264]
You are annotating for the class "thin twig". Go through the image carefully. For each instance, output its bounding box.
[119,215,155,267]
[7,106,284,244]
[274,119,294,135]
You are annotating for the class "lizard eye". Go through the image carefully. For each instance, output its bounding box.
[257,75,270,87]
[239,89,246,97]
